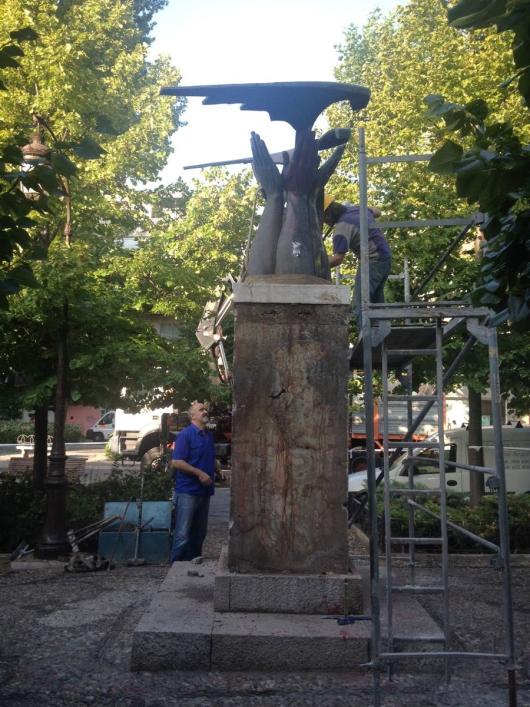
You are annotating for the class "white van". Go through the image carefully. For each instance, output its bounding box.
[86,410,115,442]
[349,426,530,495]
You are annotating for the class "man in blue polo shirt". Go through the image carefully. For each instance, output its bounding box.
[170,401,215,562]
[324,198,391,330]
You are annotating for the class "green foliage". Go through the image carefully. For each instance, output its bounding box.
[448,0,530,106]
[0,29,51,306]
[0,466,173,552]
[116,168,256,406]
[0,419,82,442]
[65,466,173,541]
[426,0,530,324]
[0,0,193,414]
[378,488,530,553]
[0,473,45,552]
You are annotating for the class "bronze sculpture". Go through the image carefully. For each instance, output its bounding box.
[160,82,370,280]
[247,129,346,279]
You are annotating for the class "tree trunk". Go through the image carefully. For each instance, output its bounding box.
[468,387,485,507]
[37,299,70,557]
[32,405,48,491]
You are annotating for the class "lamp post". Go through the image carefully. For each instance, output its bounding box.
[21,125,51,167]
[37,294,70,558]
[21,122,70,557]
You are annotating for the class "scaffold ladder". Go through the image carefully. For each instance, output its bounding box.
[355,127,517,707]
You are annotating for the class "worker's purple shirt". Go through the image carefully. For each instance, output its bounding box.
[172,423,215,496]
[333,205,391,262]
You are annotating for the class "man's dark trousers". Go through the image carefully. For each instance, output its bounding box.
[171,493,211,561]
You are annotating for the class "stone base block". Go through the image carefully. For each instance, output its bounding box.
[229,288,351,575]
[131,560,370,673]
[214,546,363,614]
[211,611,369,671]
[130,563,214,672]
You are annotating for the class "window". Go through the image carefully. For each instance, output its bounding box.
[412,444,457,475]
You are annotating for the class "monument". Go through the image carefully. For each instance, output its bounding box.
[132,82,373,672]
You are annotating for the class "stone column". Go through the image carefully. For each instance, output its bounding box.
[228,277,351,574]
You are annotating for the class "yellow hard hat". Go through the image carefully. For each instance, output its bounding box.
[323,193,335,211]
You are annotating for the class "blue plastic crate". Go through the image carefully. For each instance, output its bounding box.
[98,501,172,564]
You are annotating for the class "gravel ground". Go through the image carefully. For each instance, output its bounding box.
[0,515,529,706]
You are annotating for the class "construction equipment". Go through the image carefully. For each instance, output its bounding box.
[65,515,120,572]
[195,275,237,385]
[106,497,133,570]
[353,127,516,707]
[127,466,146,566]
[10,540,34,562]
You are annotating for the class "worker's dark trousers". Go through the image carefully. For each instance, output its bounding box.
[171,493,211,561]
[354,257,392,330]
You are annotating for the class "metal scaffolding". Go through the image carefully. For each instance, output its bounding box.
[355,127,517,706]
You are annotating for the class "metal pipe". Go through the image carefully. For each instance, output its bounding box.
[411,222,474,298]
[370,300,471,307]
[378,218,475,229]
[352,336,479,508]
[403,258,410,304]
[403,457,497,476]
[406,500,500,554]
[388,395,438,401]
[369,306,491,319]
[358,126,381,707]
[382,340,393,674]
[436,320,450,682]
[379,651,509,660]
[406,361,416,587]
[488,326,517,707]
[367,153,433,164]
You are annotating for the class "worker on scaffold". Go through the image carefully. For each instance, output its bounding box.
[324,196,392,330]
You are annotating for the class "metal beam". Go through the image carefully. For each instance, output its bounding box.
[367,153,433,164]
[378,217,478,229]
[412,221,475,297]
[368,306,490,319]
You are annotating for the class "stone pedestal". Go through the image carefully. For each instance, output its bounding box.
[228,279,351,574]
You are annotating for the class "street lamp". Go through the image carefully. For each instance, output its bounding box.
[21,121,70,558]
[21,125,51,166]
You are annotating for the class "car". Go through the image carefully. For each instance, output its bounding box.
[86,411,115,442]
[348,426,530,496]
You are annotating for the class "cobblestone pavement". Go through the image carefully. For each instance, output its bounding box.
[0,514,529,706]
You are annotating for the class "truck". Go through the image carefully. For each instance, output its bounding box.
[108,406,232,472]
[108,406,176,471]
[349,398,441,472]
[85,410,115,442]
[348,425,530,495]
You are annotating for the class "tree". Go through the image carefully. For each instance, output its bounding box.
[126,169,255,323]
[121,168,256,405]
[426,0,530,325]
[0,0,185,555]
[0,0,186,407]
[0,27,58,307]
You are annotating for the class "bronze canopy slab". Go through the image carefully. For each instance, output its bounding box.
[159,81,370,131]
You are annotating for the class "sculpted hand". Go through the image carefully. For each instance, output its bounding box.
[316,142,346,189]
[282,129,319,194]
[251,132,283,199]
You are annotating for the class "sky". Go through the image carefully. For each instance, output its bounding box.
[149,0,401,184]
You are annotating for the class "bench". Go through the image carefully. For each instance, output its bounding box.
[7,455,88,482]
[15,434,53,458]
